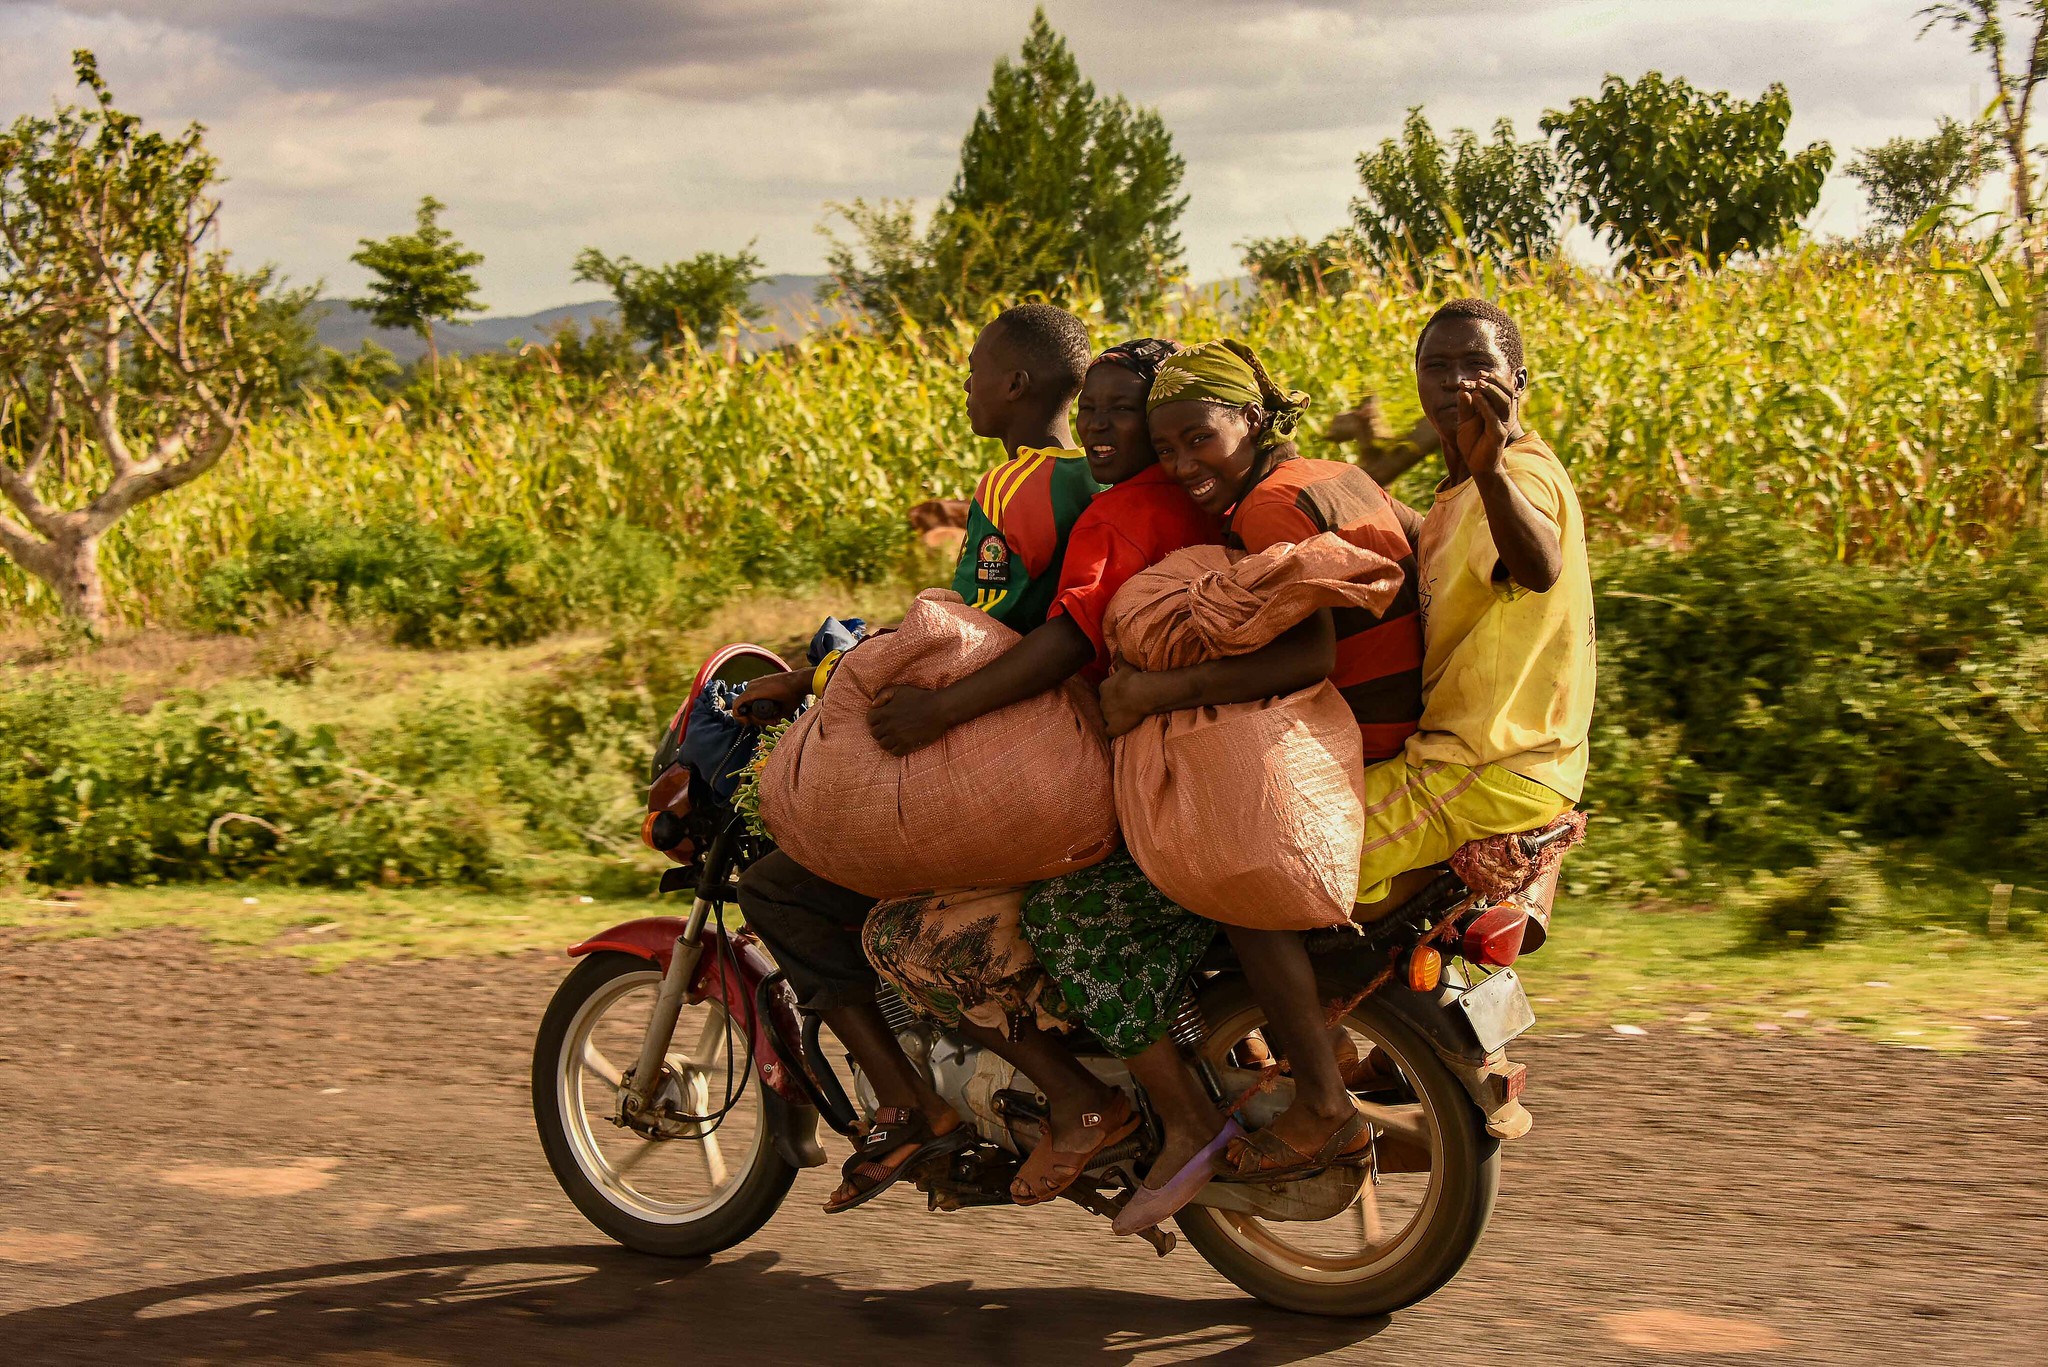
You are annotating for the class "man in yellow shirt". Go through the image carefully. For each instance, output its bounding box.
[1356,297,1595,912]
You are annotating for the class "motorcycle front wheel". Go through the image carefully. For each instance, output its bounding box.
[1177,976,1500,1317]
[532,951,796,1256]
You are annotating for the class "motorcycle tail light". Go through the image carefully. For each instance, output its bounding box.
[1462,905,1529,967]
[1406,944,1442,992]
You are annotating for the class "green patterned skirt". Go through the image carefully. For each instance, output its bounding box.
[860,855,1218,1059]
[1019,852,1219,1057]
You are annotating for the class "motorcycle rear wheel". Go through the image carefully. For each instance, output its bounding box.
[532,951,796,1257]
[1177,976,1499,1317]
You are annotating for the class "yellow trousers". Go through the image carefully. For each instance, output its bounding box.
[1356,755,1571,904]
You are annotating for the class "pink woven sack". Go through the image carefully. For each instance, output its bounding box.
[1105,534,1404,930]
[758,589,1118,899]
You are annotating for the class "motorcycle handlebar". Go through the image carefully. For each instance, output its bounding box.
[1516,824,1571,861]
[734,698,792,726]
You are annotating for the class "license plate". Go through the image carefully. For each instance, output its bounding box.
[1453,967,1536,1053]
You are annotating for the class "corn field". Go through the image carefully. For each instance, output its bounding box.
[2,246,2038,624]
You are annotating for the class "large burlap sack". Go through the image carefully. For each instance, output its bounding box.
[758,589,1118,899]
[1105,533,1404,930]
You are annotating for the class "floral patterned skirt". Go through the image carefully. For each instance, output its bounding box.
[862,887,1074,1036]
[861,855,1219,1058]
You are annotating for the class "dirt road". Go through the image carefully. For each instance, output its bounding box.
[1,929,2041,1365]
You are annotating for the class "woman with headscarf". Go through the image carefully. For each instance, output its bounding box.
[1093,337,1424,1186]
[862,337,1224,1209]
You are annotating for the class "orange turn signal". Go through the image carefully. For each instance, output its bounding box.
[641,811,695,864]
[1406,944,1442,992]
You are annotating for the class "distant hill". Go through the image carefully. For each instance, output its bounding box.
[311,273,843,363]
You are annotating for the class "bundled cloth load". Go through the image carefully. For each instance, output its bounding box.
[758,589,1118,899]
[1104,533,1404,930]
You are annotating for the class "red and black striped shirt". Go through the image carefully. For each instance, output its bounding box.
[1224,456,1424,762]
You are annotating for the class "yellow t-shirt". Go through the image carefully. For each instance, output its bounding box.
[1405,434,1595,801]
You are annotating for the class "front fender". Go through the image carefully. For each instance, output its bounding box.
[567,918,812,1109]
[568,916,692,966]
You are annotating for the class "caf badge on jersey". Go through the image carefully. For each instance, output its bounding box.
[974,533,1009,586]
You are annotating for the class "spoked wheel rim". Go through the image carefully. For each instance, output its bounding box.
[1197,1000,1448,1283]
[555,968,770,1225]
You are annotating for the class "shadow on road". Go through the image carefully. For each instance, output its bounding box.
[7,1243,1388,1365]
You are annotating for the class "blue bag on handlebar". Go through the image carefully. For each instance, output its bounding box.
[678,680,760,800]
[682,616,868,800]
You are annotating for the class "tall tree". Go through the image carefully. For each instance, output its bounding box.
[822,8,1186,323]
[0,51,285,628]
[1920,2,2048,450]
[1351,108,1564,267]
[1542,73,1832,270]
[1847,116,1992,238]
[350,195,483,371]
[573,244,767,353]
[820,198,947,324]
[1238,231,1362,297]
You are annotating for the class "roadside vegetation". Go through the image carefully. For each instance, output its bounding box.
[4,7,2045,991]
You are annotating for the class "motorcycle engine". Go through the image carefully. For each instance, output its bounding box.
[846,1013,1143,1156]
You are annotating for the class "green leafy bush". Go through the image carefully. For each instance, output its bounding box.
[1587,502,2048,895]
[0,662,669,889]
[194,515,699,647]
[0,679,501,885]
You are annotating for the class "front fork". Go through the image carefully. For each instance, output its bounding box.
[624,824,737,1116]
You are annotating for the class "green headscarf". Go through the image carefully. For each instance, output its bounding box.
[1145,338,1309,449]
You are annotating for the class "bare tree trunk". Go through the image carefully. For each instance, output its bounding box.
[0,414,235,632]
[2,526,105,631]
[2034,285,2048,433]
[2025,141,2048,515]
[2012,155,2048,520]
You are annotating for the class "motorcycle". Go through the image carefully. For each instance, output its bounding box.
[532,643,1562,1318]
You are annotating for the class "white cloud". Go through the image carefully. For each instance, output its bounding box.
[0,0,1995,312]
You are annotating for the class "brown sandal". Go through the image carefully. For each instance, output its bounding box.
[1010,1092,1139,1207]
[1224,1107,1372,1182]
[824,1107,968,1214]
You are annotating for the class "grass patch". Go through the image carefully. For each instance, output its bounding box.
[0,883,655,971]
[1523,898,2048,1051]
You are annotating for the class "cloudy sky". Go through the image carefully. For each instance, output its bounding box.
[0,0,1992,314]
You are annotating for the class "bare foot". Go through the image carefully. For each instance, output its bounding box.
[1337,1036,1400,1093]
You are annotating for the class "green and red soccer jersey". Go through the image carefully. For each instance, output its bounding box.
[950,446,1102,633]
